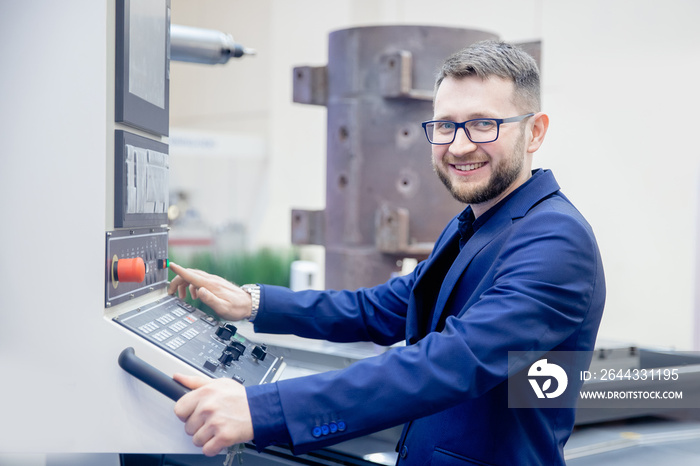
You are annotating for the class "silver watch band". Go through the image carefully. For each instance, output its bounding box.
[241,284,261,322]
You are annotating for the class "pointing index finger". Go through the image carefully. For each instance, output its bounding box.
[169,262,207,287]
[168,263,211,296]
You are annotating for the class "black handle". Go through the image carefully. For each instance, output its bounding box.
[118,347,190,402]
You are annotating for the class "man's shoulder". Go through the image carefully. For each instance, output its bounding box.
[512,170,588,222]
[516,193,598,249]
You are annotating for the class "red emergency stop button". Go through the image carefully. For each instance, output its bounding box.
[114,257,146,283]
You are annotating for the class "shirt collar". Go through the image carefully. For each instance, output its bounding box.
[457,169,543,248]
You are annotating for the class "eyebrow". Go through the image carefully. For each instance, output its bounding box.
[431,112,495,121]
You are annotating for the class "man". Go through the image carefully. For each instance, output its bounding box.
[169,40,605,465]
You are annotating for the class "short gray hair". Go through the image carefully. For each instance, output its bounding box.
[435,40,540,112]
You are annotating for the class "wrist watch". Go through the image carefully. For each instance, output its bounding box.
[241,284,261,322]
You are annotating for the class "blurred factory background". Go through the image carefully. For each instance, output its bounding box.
[164,0,700,350]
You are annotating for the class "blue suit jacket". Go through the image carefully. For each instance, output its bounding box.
[249,169,606,465]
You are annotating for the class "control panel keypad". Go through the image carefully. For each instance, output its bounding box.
[114,296,282,385]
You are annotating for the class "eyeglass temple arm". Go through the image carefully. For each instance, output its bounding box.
[500,113,535,123]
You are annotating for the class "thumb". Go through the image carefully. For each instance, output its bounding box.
[173,373,210,390]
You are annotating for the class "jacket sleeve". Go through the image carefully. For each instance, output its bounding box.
[253,276,415,346]
[248,206,606,454]
[252,218,458,345]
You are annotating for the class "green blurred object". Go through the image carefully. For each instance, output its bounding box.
[168,248,298,316]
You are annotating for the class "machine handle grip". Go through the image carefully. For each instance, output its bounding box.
[118,347,190,402]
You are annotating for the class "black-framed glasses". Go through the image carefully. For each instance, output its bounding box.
[422,113,534,145]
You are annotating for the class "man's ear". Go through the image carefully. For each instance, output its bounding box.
[527,112,549,153]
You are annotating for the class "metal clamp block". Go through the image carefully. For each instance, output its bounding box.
[293,66,328,106]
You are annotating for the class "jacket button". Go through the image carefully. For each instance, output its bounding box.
[400,445,408,459]
[321,424,330,435]
[312,426,322,438]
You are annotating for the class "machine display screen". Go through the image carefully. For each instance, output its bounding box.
[128,0,166,109]
[115,0,170,136]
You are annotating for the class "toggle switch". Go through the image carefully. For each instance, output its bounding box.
[251,344,267,361]
[219,351,235,366]
[113,257,146,283]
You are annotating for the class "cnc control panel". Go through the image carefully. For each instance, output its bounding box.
[114,296,283,385]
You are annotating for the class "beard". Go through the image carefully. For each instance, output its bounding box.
[432,133,526,205]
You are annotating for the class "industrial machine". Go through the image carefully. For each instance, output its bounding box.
[109,0,283,387]
[289,26,538,289]
[0,0,283,462]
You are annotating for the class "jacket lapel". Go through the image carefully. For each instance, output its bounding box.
[405,221,460,343]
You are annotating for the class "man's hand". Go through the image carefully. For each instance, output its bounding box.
[168,262,253,321]
[173,374,254,457]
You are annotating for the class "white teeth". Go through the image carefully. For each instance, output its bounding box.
[454,162,486,172]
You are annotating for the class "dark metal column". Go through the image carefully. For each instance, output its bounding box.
[292,25,500,290]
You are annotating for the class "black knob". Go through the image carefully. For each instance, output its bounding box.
[215,323,238,341]
[251,345,267,361]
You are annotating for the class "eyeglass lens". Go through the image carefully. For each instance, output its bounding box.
[426,120,498,144]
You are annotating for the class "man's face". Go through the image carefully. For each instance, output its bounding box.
[431,75,533,217]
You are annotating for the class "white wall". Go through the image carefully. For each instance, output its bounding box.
[169,0,700,349]
[539,1,700,351]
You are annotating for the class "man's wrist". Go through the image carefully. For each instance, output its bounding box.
[241,284,261,322]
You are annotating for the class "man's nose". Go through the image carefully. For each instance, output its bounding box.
[449,127,478,155]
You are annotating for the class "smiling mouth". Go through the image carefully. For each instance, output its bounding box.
[453,162,487,172]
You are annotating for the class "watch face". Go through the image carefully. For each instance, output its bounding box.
[243,284,258,293]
